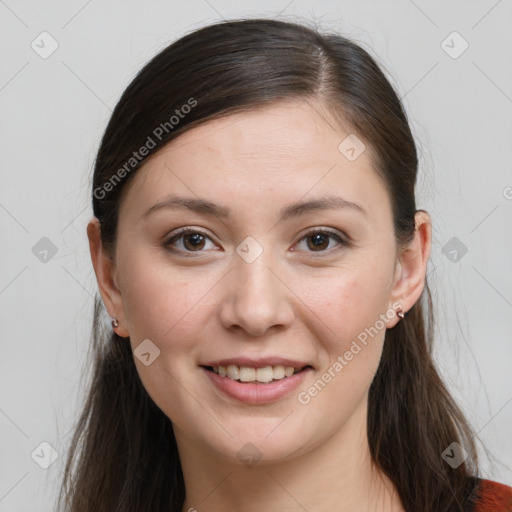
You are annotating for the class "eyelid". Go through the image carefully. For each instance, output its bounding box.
[297,226,348,241]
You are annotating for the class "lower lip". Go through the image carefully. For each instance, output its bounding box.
[201,367,312,404]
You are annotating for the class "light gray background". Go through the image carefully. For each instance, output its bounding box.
[1,1,511,510]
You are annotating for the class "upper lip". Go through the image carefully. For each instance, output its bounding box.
[201,357,312,369]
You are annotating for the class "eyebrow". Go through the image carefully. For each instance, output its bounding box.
[141,194,367,221]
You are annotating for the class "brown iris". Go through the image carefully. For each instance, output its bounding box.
[307,233,330,251]
[183,233,206,251]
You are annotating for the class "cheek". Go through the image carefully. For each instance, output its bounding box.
[311,268,391,339]
[293,271,391,430]
[118,253,224,424]
[119,251,220,350]
[298,260,393,382]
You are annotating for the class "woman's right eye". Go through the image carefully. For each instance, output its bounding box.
[164,228,217,253]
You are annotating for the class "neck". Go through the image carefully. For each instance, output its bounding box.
[177,399,404,512]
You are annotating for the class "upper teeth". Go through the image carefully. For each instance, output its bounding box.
[213,365,298,383]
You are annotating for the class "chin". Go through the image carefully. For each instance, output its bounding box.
[207,420,313,466]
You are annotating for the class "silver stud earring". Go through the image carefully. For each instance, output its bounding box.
[397,309,405,319]
[111,318,119,330]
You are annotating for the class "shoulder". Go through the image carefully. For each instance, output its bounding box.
[472,478,512,512]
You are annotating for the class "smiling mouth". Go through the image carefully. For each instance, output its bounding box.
[202,364,312,384]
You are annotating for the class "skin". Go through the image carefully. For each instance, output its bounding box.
[88,98,431,512]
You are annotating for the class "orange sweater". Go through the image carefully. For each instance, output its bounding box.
[473,479,512,511]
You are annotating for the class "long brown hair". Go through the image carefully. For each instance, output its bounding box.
[58,18,482,511]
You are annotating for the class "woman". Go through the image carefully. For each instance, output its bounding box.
[58,18,512,512]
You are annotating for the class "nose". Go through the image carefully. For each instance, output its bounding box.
[219,250,295,337]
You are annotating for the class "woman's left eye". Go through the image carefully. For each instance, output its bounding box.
[295,230,346,253]
[164,228,346,255]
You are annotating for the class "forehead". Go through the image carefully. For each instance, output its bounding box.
[152,99,361,168]
[119,99,390,223]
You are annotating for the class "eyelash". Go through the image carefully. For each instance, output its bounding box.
[163,227,349,256]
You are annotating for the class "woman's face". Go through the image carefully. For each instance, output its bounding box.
[107,99,416,465]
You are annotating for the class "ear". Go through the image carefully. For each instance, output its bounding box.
[387,210,432,328]
[87,217,130,337]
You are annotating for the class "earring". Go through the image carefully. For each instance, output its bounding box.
[111,318,119,330]
[397,309,405,319]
